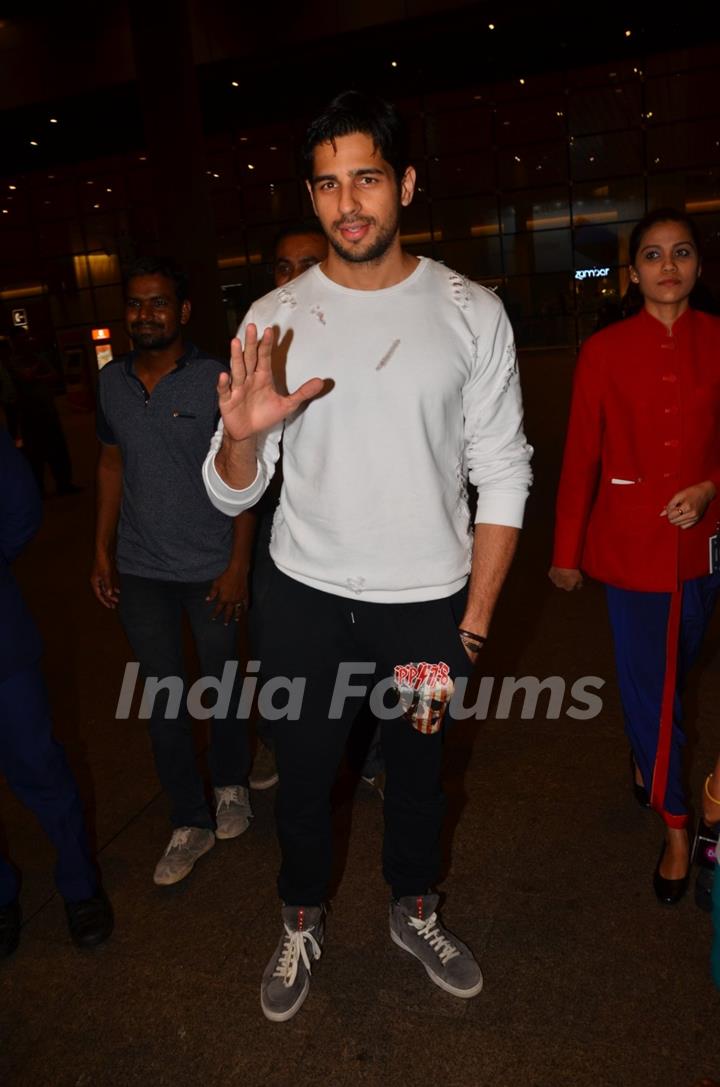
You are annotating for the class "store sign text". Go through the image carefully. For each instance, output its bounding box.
[575,268,610,280]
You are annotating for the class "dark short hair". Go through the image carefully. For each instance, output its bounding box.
[628,207,702,266]
[273,221,327,257]
[123,257,190,303]
[302,90,409,183]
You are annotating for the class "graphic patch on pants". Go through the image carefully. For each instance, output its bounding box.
[393,661,454,735]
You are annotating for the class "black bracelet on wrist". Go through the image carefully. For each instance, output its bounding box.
[458,628,487,647]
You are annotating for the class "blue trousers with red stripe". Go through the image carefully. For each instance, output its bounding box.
[0,662,98,907]
[606,571,720,827]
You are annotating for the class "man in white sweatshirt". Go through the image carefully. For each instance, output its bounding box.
[203,91,532,1022]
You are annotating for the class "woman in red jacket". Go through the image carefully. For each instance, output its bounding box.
[550,207,720,905]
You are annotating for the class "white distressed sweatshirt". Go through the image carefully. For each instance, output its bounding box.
[203,257,533,602]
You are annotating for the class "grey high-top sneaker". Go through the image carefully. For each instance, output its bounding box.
[260,905,325,1022]
[214,785,253,840]
[389,893,483,998]
[153,827,215,886]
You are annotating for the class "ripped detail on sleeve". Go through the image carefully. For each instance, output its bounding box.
[500,342,519,395]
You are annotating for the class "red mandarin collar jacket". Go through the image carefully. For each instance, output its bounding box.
[553,307,720,592]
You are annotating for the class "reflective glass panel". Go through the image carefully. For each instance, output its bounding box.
[432,194,499,241]
[572,177,644,226]
[573,221,633,271]
[498,144,567,189]
[503,230,572,276]
[434,237,503,278]
[429,153,495,197]
[500,189,569,234]
[568,83,642,135]
[570,131,643,180]
[647,118,720,171]
[496,98,566,146]
[647,169,720,214]
[425,107,493,154]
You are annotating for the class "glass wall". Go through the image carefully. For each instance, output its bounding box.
[1,43,719,354]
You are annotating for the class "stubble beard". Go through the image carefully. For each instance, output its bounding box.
[328,209,400,265]
[129,326,178,351]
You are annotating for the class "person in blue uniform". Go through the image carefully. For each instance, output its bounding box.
[0,425,113,955]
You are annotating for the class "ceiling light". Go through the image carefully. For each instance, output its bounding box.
[49,118,58,124]
[231,81,239,87]
[29,140,38,146]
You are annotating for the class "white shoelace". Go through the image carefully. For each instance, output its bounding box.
[216,786,246,813]
[406,911,460,965]
[165,828,193,853]
[273,925,322,988]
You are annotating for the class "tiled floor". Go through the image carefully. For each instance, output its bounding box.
[2,364,720,1087]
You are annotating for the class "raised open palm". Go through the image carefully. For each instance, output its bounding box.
[218,324,323,441]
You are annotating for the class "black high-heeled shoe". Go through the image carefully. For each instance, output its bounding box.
[630,752,650,809]
[653,843,690,906]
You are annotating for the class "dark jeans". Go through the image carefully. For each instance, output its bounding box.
[0,663,98,906]
[118,574,249,830]
[257,568,470,905]
[248,495,277,753]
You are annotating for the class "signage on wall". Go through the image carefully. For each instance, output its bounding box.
[91,327,113,369]
[574,268,610,281]
[95,344,113,369]
[11,308,28,329]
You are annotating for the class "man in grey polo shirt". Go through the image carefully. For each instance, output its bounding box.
[91,257,252,886]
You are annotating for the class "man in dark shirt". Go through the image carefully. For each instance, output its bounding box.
[91,257,251,887]
[0,426,112,955]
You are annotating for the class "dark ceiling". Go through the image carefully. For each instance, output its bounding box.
[1,1,719,176]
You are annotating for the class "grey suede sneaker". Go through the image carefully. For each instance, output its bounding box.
[214,785,253,839]
[389,894,483,998]
[260,906,325,1022]
[153,827,215,886]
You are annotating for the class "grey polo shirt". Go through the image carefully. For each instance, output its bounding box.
[96,342,234,582]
